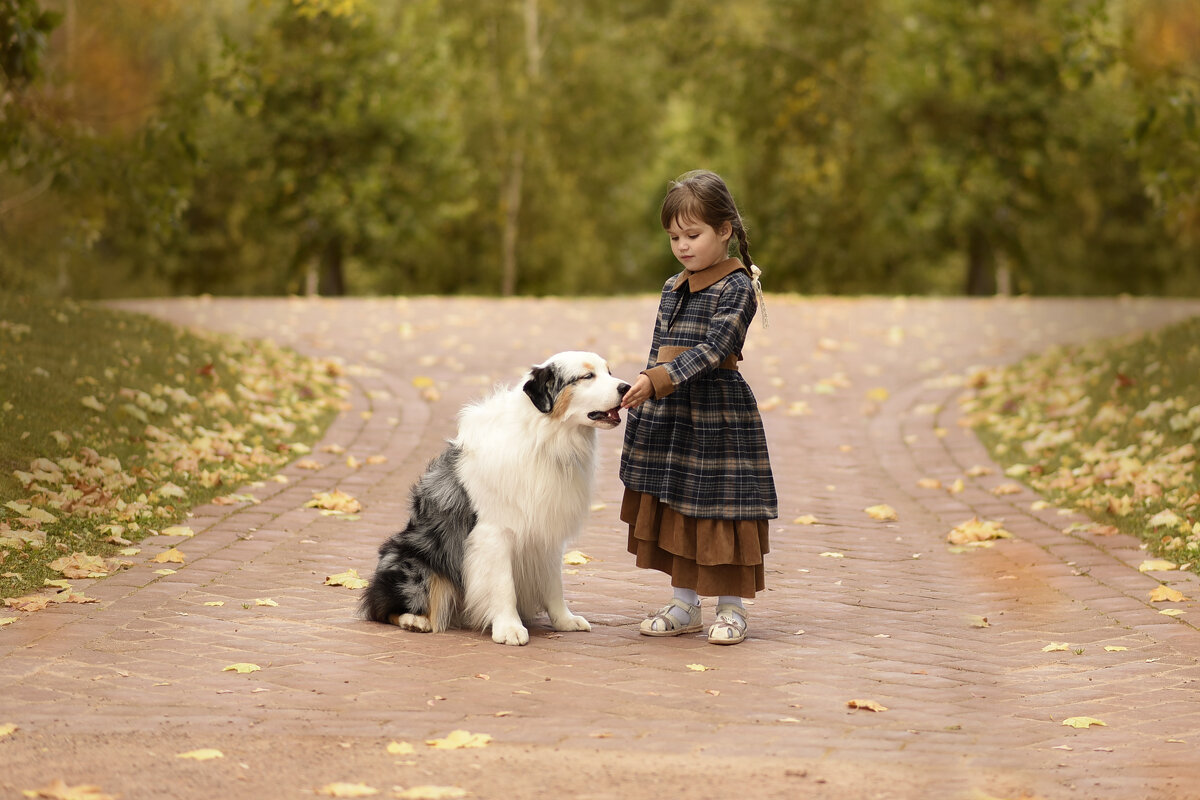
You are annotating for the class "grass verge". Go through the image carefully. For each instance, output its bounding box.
[964,314,1200,572]
[0,294,345,602]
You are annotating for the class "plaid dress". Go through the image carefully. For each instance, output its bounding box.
[621,258,778,519]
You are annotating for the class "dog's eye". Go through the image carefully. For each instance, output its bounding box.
[576,373,594,382]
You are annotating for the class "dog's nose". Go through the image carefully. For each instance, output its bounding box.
[618,382,631,397]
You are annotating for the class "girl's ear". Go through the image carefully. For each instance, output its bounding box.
[718,221,733,242]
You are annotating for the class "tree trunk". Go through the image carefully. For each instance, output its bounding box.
[500,149,524,297]
[318,238,346,296]
[499,0,541,297]
[965,228,996,296]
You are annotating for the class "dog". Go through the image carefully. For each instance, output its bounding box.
[360,351,630,645]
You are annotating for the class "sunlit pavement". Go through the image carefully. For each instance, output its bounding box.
[4,295,1200,800]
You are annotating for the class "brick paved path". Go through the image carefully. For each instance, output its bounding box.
[3,296,1200,800]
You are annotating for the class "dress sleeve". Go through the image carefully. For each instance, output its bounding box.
[652,274,755,397]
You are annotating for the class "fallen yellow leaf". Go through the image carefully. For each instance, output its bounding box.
[21,780,116,800]
[394,787,468,800]
[864,504,898,521]
[325,569,369,589]
[152,548,185,564]
[793,514,818,525]
[1148,586,1186,603]
[1138,559,1177,572]
[223,663,261,674]
[685,664,712,672]
[1062,716,1106,729]
[160,526,195,537]
[819,551,844,559]
[48,552,110,579]
[386,741,416,756]
[203,601,224,607]
[847,699,888,712]
[917,478,942,489]
[1041,642,1070,652]
[5,595,52,612]
[176,749,224,761]
[1159,608,1186,617]
[254,598,278,607]
[0,723,17,738]
[425,730,492,750]
[1,617,18,626]
[947,518,1013,545]
[1104,646,1128,652]
[305,490,362,514]
[315,783,379,798]
[562,550,594,565]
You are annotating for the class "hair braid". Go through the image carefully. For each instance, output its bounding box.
[734,220,752,267]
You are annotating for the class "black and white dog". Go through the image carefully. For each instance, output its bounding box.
[360,351,630,645]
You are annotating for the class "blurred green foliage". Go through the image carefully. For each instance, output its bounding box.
[1,0,1197,297]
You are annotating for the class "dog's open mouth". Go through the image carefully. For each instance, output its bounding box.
[588,407,622,425]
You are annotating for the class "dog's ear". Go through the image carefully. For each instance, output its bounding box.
[522,363,559,414]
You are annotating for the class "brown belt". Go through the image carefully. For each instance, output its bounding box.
[656,345,741,370]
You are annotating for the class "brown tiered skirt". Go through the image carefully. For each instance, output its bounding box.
[621,488,770,598]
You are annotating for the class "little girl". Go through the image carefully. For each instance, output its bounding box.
[619,169,778,646]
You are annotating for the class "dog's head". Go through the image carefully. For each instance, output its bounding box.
[522,352,631,429]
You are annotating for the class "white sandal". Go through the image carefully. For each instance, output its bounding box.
[639,599,702,637]
[708,603,748,645]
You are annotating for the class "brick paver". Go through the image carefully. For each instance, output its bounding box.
[2,295,1200,799]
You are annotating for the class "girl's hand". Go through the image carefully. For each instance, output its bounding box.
[621,374,654,409]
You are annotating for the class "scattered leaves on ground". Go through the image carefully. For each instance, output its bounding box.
[562,550,594,565]
[968,315,1200,573]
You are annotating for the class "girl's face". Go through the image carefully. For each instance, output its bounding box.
[666,216,732,272]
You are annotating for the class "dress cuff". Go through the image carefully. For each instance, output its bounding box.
[642,365,675,399]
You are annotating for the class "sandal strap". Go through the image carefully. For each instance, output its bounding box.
[640,599,701,635]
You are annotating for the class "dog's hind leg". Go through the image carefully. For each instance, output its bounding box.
[463,524,528,646]
[389,613,432,632]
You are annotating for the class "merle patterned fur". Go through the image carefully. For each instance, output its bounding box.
[358,445,477,624]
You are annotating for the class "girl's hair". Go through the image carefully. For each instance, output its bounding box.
[660,170,753,267]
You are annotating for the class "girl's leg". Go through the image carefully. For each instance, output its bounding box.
[709,595,748,645]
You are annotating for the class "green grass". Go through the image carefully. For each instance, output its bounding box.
[0,294,344,600]
[966,314,1200,571]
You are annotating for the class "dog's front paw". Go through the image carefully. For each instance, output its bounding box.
[551,614,591,632]
[491,621,530,646]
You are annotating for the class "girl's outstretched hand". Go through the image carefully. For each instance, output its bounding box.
[621,373,654,410]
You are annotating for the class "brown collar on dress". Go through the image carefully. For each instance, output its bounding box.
[672,257,749,293]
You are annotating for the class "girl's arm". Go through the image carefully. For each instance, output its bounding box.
[643,275,755,399]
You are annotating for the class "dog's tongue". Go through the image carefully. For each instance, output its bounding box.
[589,407,622,423]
